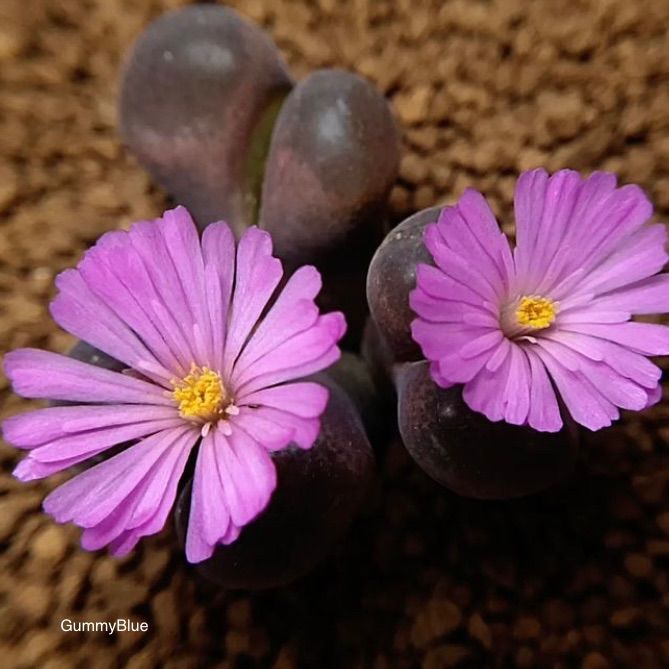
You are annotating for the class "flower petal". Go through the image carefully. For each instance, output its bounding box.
[201,222,236,371]
[573,224,667,298]
[462,351,512,423]
[43,426,196,535]
[231,266,322,380]
[241,382,329,418]
[415,263,489,308]
[3,404,179,449]
[424,223,501,301]
[3,349,173,405]
[502,344,531,425]
[561,322,669,356]
[545,330,661,389]
[235,406,321,450]
[233,312,345,395]
[525,350,562,432]
[21,416,184,466]
[185,426,277,563]
[434,193,513,293]
[222,227,283,378]
[592,274,669,315]
[79,228,191,374]
[81,429,195,552]
[50,269,172,384]
[533,348,617,431]
[158,207,215,366]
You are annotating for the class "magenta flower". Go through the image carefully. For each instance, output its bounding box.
[2,207,345,562]
[411,169,669,432]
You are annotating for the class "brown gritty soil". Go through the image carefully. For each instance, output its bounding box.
[1,0,669,668]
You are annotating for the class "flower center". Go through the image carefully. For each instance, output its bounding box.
[172,364,230,424]
[515,295,557,330]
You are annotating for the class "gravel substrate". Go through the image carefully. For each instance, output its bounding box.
[1,0,669,667]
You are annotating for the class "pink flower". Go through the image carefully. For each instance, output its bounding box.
[2,207,345,562]
[411,169,669,432]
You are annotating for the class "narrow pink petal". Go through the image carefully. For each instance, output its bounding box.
[429,362,457,388]
[485,337,511,372]
[535,338,581,372]
[416,263,492,308]
[575,224,667,297]
[410,286,462,323]
[241,382,329,418]
[437,350,490,384]
[128,218,195,348]
[128,213,226,369]
[228,408,295,451]
[424,224,501,301]
[602,345,663,390]
[411,319,491,361]
[2,404,178,449]
[644,384,663,409]
[43,426,196,531]
[185,432,234,563]
[434,198,511,293]
[222,227,283,377]
[456,189,515,284]
[575,184,653,271]
[79,229,191,374]
[81,430,195,552]
[79,497,144,551]
[233,313,345,395]
[201,222,236,370]
[513,168,550,277]
[81,429,195,553]
[27,417,184,464]
[542,330,605,361]
[215,426,276,528]
[462,352,513,423]
[13,456,86,482]
[232,267,321,379]
[541,336,651,411]
[410,286,494,324]
[185,427,277,563]
[3,349,173,405]
[502,345,531,425]
[545,331,661,389]
[525,350,562,432]
[574,358,650,411]
[526,170,582,281]
[240,347,342,400]
[592,274,669,314]
[561,322,669,356]
[533,348,617,431]
[107,449,193,556]
[50,269,172,384]
[159,207,214,366]
[557,308,630,325]
[460,330,504,359]
[235,406,320,450]
[463,311,500,328]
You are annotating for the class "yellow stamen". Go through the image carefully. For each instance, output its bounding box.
[515,295,557,330]
[172,364,229,423]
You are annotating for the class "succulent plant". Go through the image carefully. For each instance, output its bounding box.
[119,5,293,235]
[366,207,439,363]
[120,5,400,345]
[367,206,581,499]
[396,361,578,499]
[259,69,399,263]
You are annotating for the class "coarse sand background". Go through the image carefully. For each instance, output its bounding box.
[2,0,669,667]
